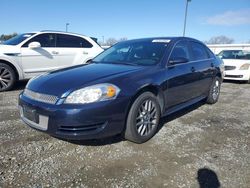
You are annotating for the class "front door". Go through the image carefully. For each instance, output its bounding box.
[20,33,58,78]
[164,40,199,109]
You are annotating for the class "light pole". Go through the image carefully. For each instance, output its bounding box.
[66,23,70,32]
[183,0,191,36]
[102,36,105,44]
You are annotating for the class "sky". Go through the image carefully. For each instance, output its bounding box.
[1,0,250,43]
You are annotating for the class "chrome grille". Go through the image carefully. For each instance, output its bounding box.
[23,89,58,104]
[225,66,236,71]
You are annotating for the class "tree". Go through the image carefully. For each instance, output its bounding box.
[0,32,18,41]
[105,38,118,46]
[102,37,128,46]
[205,35,234,44]
[119,37,128,42]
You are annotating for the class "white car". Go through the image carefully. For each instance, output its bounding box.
[218,50,250,83]
[0,31,104,91]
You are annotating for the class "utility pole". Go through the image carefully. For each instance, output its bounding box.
[183,0,191,36]
[66,23,70,32]
[102,36,105,44]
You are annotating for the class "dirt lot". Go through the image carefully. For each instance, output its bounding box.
[0,81,249,188]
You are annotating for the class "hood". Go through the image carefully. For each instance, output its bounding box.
[223,59,250,69]
[0,44,20,54]
[27,63,145,96]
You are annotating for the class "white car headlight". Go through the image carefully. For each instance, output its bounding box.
[239,64,250,70]
[64,83,120,104]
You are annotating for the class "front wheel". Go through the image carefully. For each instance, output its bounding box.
[125,92,161,143]
[206,77,221,104]
[247,78,250,84]
[0,63,16,92]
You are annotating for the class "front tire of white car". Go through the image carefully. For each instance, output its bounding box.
[0,63,16,92]
[247,77,250,84]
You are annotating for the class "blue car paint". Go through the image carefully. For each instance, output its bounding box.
[19,37,222,140]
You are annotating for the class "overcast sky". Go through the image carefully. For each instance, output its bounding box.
[1,0,250,43]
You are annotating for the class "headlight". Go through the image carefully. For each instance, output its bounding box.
[239,64,250,70]
[64,83,120,104]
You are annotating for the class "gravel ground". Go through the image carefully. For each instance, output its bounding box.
[0,81,250,188]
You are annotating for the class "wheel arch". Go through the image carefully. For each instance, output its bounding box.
[123,84,164,143]
[0,59,20,80]
[129,84,165,116]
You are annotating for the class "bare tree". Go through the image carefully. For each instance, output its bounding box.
[105,38,118,46]
[205,35,234,44]
[119,37,128,42]
[103,37,128,46]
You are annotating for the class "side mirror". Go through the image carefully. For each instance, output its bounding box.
[169,57,189,65]
[28,42,41,49]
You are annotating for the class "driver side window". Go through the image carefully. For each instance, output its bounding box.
[169,41,189,63]
[22,33,56,48]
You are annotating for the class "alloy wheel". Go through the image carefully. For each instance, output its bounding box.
[0,67,12,90]
[212,80,220,100]
[136,99,157,136]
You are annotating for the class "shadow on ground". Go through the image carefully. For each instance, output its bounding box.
[157,100,205,134]
[66,101,205,146]
[13,80,28,91]
[223,80,246,84]
[197,168,221,188]
[64,134,125,146]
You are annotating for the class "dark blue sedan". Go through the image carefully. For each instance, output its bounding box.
[19,37,223,143]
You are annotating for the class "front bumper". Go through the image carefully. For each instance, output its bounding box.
[224,70,250,81]
[19,92,130,140]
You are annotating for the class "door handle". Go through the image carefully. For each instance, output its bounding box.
[52,51,59,55]
[191,67,195,72]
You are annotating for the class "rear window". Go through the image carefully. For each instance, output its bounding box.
[190,42,209,61]
[56,34,93,48]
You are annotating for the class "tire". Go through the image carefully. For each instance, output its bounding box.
[125,92,161,143]
[0,63,16,92]
[206,77,221,104]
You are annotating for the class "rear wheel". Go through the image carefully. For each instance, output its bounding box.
[0,63,16,92]
[247,78,250,84]
[206,77,221,104]
[125,92,161,143]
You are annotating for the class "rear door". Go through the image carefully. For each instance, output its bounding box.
[189,41,214,96]
[21,33,58,78]
[55,34,94,68]
[165,40,199,109]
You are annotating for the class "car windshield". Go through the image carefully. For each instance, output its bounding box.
[218,50,250,60]
[3,33,35,45]
[94,40,169,66]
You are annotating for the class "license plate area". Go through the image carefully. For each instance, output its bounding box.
[23,105,38,123]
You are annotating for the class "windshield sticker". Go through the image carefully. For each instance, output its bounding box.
[152,39,171,43]
[24,35,32,38]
